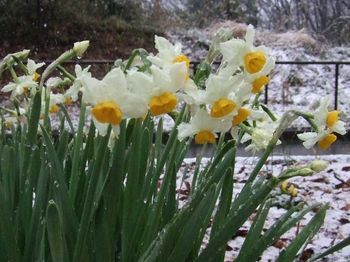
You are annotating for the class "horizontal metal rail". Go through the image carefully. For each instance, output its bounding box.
[49,59,350,65]
[49,59,350,110]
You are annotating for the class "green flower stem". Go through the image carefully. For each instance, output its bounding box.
[247,111,298,183]
[260,104,277,121]
[0,49,30,77]
[193,62,211,86]
[252,93,262,108]
[238,123,253,135]
[11,55,29,75]
[124,48,149,72]
[215,132,226,151]
[69,103,86,201]
[0,106,17,115]
[57,65,76,81]
[125,49,140,71]
[190,143,207,194]
[43,89,51,130]
[39,48,77,127]
[205,28,233,64]
[39,49,76,90]
[9,67,19,83]
[294,111,319,132]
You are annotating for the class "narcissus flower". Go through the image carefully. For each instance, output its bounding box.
[48,93,64,114]
[177,108,231,144]
[232,107,251,126]
[147,36,190,69]
[314,96,346,135]
[231,105,268,130]
[220,25,273,75]
[298,131,337,150]
[241,58,275,94]
[297,96,346,150]
[192,73,250,119]
[82,68,147,136]
[147,36,191,81]
[27,59,45,81]
[65,65,91,102]
[241,120,281,152]
[127,64,189,116]
[2,75,38,99]
[39,91,65,116]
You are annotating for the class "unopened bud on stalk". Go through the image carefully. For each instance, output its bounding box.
[297,167,314,177]
[280,167,314,180]
[0,49,31,76]
[206,28,233,63]
[73,41,90,57]
[309,160,328,172]
[13,49,31,60]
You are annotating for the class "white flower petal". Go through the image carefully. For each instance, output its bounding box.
[92,117,109,136]
[27,59,45,75]
[169,63,187,90]
[2,82,16,93]
[177,123,198,141]
[103,68,127,92]
[332,121,346,135]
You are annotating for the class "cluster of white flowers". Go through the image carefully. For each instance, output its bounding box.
[0,26,346,152]
[297,96,346,149]
[2,59,44,99]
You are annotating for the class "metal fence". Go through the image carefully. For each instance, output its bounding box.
[58,60,350,110]
[274,61,350,110]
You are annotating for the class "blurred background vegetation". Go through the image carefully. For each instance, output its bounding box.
[0,0,349,59]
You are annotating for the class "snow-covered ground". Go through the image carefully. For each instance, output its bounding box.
[176,154,350,261]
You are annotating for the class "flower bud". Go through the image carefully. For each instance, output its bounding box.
[207,28,233,63]
[296,167,314,177]
[73,40,90,57]
[280,167,314,180]
[310,160,328,172]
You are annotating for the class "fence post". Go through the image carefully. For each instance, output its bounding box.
[264,84,268,104]
[334,63,339,110]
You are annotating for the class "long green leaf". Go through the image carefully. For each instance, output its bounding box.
[167,185,218,262]
[46,201,67,262]
[40,125,78,258]
[310,235,350,261]
[69,103,86,202]
[276,205,327,262]
[208,167,235,262]
[196,177,279,261]
[0,182,21,262]
[72,127,111,262]
[121,120,144,262]
[235,199,271,262]
[249,203,317,261]
[23,161,50,261]
[26,91,41,146]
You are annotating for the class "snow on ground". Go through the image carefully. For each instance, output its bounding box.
[176,154,350,261]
